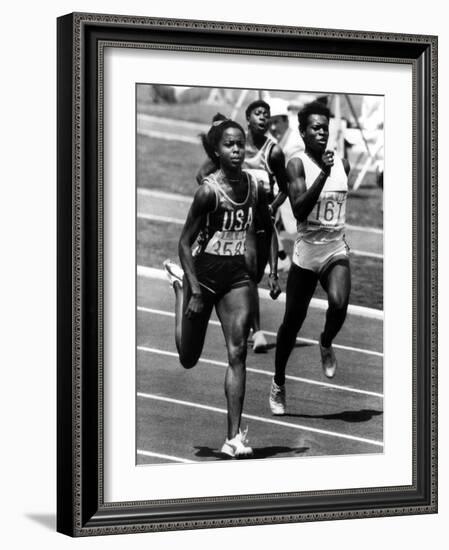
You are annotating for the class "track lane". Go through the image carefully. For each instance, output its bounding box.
[138,308,383,396]
[138,276,383,356]
[136,348,383,464]
[137,304,383,448]
[137,188,384,258]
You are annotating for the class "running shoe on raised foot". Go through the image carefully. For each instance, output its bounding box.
[163,259,183,288]
[252,330,267,353]
[319,334,337,379]
[269,379,286,415]
[221,428,253,459]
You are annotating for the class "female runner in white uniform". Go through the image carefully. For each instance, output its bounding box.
[269,101,351,415]
[164,117,280,457]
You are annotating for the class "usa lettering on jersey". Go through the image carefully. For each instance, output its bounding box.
[205,207,253,256]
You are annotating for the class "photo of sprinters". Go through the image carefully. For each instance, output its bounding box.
[136,85,384,464]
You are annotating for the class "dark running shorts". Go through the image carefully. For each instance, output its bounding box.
[194,253,251,299]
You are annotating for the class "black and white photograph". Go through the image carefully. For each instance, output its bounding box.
[136,85,384,465]
[53,9,437,539]
[1,0,443,547]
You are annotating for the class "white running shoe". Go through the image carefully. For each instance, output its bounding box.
[163,259,183,288]
[269,379,286,415]
[319,335,337,379]
[252,330,267,353]
[221,428,253,458]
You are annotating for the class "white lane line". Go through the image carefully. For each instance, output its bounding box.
[137,188,384,236]
[346,223,383,235]
[137,450,196,464]
[137,212,184,224]
[137,211,384,261]
[138,128,199,145]
[138,113,208,132]
[137,392,384,448]
[138,212,184,225]
[351,249,383,260]
[137,213,383,259]
[138,188,192,203]
[137,265,384,322]
[137,345,383,399]
[138,212,384,261]
[138,306,383,358]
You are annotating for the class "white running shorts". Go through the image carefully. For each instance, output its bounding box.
[292,237,349,275]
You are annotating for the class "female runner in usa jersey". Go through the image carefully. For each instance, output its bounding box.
[164,117,280,458]
[196,102,288,353]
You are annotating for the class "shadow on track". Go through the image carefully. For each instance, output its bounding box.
[247,341,312,353]
[193,445,309,460]
[283,409,383,423]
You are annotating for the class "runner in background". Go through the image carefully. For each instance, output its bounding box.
[269,101,351,416]
[268,97,305,164]
[164,115,280,457]
[267,98,305,269]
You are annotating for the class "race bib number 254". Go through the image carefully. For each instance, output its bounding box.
[205,231,246,256]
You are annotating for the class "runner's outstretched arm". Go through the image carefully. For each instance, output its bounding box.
[178,183,216,316]
[268,144,289,213]
[269,144,289,195]
[254,181,281,299]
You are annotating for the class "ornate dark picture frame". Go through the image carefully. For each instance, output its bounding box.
[57,12,437,537]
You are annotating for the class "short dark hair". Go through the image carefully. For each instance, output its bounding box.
[245,100,270,119]
[298,101,331,132]
[200,113,245,168]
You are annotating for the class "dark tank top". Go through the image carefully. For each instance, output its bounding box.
[195,170,258,256]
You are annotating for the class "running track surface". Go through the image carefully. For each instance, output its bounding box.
[137,275,383,465]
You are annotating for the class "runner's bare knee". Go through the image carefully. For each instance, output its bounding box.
[328,289,348,312]
[227,341,247,369]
